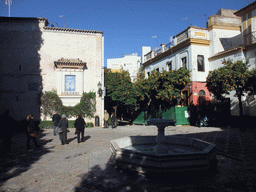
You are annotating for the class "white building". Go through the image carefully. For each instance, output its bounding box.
[208,2,256,116]
[142,9,242,108]
[0,17,104,126]
[107,53,141,82]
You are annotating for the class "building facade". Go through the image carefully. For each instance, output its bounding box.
[107,53,141,82]
[0,17,104,125]
[142,9,242,108]
[208,2,256,116]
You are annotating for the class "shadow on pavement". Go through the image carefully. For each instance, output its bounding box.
[83,135,91,142]
[0,130,52,189]
[75,127,256,191]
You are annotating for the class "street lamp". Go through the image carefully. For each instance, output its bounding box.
[97,81,103,97]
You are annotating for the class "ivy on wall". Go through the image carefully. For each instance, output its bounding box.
[41,90,96,120]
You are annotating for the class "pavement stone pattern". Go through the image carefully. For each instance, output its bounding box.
[0,125,256,192]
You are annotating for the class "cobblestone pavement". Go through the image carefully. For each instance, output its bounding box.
[0,125,256,192]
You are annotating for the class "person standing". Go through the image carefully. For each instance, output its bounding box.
[52,112,61,136]
[27,115,40,150]
[58,114,69,145]
[111,112,117,128]
[74,114,86,143]
[104,110,109,128]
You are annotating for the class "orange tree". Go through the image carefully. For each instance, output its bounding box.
[206,60,250,116]
[134,67,190,115]
[104,69,137,115]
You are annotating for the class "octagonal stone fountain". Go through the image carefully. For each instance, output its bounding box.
[110,118,217,173]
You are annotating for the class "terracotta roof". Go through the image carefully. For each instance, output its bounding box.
[234,1,256,16]
[208,45,244,61]
[54,58,87,69]
[44,26,103,34]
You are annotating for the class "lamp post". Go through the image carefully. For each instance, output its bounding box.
[98,82,103,97]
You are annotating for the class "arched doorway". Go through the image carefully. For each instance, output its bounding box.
[198,90,206,105]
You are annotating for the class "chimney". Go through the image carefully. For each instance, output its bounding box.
[161,43,166,53]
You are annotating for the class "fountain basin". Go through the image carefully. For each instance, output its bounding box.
[110,136,217,173]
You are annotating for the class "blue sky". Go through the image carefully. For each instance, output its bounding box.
[0,0,254,67]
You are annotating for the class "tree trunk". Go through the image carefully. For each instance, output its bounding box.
[238,94,243,117]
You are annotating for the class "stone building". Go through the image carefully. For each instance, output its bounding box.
[0,17,104,125]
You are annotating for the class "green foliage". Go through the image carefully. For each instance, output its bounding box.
[39,120,94,129]
[41,90,96,119]
[105,69,137,106]
[85,122,94,127]
[73,92,96,118]
[104,67,190,117]
[41,90,62,118]
[206,60,252,116]
[135,67,190,103]
[38,120,54,129]
[207,60,250,100]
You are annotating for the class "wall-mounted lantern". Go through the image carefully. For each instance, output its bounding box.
[97,81,103,97]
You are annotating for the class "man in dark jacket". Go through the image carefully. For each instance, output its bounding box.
[27,115,40,150]
[58,114,69,145]
[52,112,61,136]
[74,114,86,143]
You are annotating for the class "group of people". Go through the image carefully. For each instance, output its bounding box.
[52,112,86,145]
[1,109,115,152]
[103,110,117,128]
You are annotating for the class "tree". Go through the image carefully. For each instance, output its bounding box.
[104,69,137,107]
[206,60,250,116]
[135,67,190,104]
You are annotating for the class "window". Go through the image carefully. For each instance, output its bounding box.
[147,72,150,77]
[197,55,204,72]
[65,75,76,91]
[166,61,172,71]
[156,68,159,72]
[181,57,187,69]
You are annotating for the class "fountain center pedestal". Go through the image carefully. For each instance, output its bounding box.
[147,118,176,154]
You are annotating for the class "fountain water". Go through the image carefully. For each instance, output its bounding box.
[110,118,217,174]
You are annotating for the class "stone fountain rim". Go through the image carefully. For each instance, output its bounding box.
[111,135,216,157]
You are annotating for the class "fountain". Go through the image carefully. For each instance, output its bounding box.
[110,117,217,174]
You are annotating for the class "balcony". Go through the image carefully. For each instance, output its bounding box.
[243,31,256,46]
[143,26,209,63]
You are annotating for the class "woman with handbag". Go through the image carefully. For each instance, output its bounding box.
[58,114,69,145]
[26,114,40,150]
